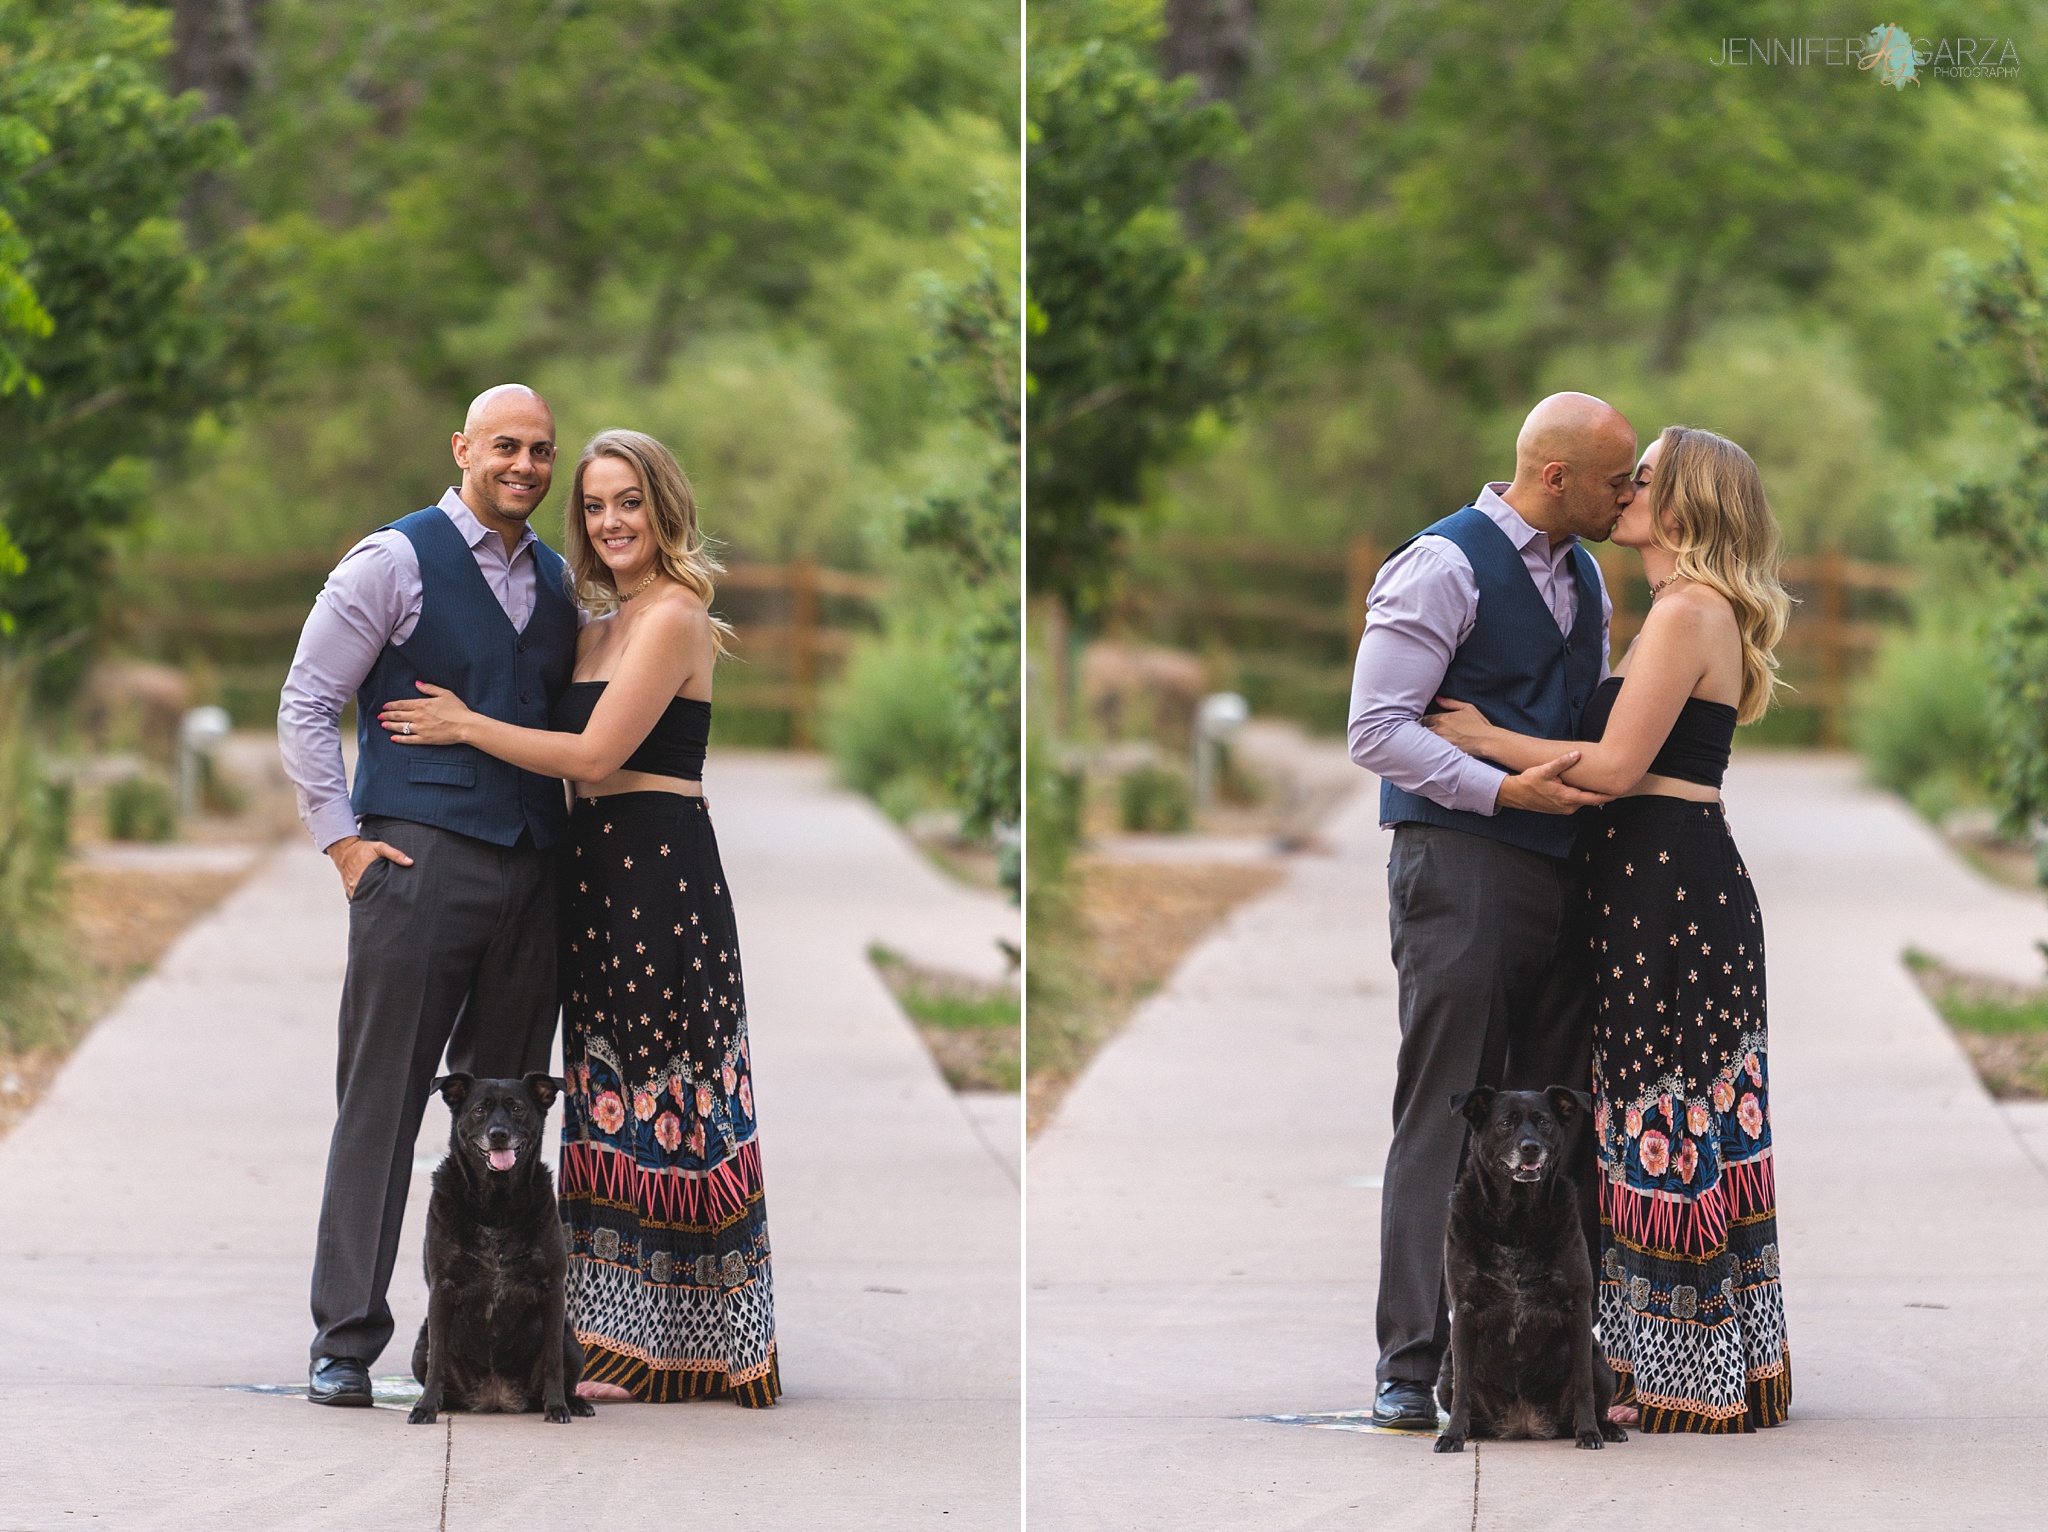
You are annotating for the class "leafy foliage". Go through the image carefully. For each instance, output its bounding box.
[0,0,256,647]
[905,264,1021,842]
[1850,610,1999,823]
[1146,0,2048,565]
[141,0,1018,570]
[1933,205,2048,832]
[240,0,1014,390]
[0,654,73,1050]
[1026,0,1259,620]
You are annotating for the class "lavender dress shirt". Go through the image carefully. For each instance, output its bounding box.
[278,488,572,851]
[1346,483,1612,818]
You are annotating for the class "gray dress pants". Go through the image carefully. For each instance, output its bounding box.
[1376,822,1598,1387]
[309,815,560,1364]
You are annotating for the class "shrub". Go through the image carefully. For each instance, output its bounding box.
[822,630,965,822]
[198,753,247,816]
[105,775,177,843]
[1118,762,1191,833]
[1849,617,1998,824]
[0,662,75,1051]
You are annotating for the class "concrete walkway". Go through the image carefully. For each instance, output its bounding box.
[1029,754,2048,1531]
[0,754,1019,1529]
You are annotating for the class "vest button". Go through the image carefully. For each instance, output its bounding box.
[521,694,530,705]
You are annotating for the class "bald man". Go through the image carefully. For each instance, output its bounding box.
[280,385,581,1406]
[1347,392,1639,1430]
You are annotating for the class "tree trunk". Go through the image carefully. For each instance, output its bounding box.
[167,0,264,121]
[1161,0,1256,103]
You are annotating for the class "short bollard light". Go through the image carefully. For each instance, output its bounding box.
[1192,691,1249,811]
[177,705,233,819]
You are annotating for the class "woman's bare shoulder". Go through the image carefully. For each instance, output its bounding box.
[640,584,712,637]
[1646,581,1737,635]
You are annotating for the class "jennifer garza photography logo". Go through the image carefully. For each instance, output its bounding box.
[1709,26,2022,84]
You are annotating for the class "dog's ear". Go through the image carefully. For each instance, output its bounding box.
[433,1073,474,1109]
[1545,1085,1593,1123]
[1450,1086,1497,1127]
[524,1072,564,1112]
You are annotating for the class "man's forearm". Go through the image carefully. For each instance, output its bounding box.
[279,690,361,851]
[280,576,394,852]
[1349,710,1508,815]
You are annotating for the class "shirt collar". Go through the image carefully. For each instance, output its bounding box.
[1476,482,1576,558]
[438,487,536,560]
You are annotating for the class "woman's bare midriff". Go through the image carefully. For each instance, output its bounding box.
[1616,773,1719,804]
[574,768,703,800]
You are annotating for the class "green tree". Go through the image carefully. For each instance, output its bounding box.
[1026,0,1257,621]
[0,0,255,647]
[142,0,1019,578]
[244,0,1015,395]
[1933,204,2048,833]
[905,263,1021,848]
[0,100,49,402]
[1152,0,2048,561]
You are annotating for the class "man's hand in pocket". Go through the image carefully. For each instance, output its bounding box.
[328,835,415,899]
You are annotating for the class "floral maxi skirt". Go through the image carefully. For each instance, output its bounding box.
[1581,796,1789,1432]
[557,791,780,1406]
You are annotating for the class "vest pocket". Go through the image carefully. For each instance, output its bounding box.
[406,758,477,789]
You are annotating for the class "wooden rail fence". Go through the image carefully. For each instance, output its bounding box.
[1117,534,1915,745]
[124,550,883,749]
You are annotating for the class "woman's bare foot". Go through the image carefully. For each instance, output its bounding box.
[576,1380,636,1402]
[1607,1403,1639,1427]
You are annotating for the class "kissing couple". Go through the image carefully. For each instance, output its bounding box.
[1351,393,1793,1436]
[280,385,780,1411]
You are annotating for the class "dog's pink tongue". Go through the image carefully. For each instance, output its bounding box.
[488,1147,518,1172]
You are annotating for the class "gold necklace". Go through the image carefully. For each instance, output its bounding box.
[617,567,660,603]
[1649,573,1683,600]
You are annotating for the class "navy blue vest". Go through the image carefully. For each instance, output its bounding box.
[1379,505,1605,859]
[350,507,578,848]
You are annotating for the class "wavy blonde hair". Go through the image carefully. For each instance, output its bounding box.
[1646,425,1792,725]
[563,429,733,656]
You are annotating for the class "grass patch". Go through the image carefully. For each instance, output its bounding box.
[1904,947,2048,1098]
[869,944,1019,1093]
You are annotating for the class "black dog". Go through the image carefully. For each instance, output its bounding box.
[1433,1086,1625,1453]
[408,1072,594,1425]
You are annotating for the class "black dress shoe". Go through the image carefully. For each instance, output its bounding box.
[308,1356,373,1407]
[1372,1379,1438,1432]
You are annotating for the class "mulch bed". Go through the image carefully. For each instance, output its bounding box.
[1026,858,1284,1135]
[0,865,246,1138]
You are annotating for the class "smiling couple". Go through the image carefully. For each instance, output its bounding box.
[279,385,780,1412]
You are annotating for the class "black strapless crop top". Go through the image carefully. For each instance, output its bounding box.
[1576,676,1736,789]
[551,681,710,782]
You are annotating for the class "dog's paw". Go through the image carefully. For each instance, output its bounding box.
[1433,1434,1465,1454]
[1575,1429,1605,1450]
[570,1396,597,1418]
[407,1405,438,1426]
[1600,1420,1628,1443]
[544,1401,574,1424]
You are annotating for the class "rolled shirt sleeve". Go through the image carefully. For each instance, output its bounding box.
[277,534,420,852]
[1346,538,1510,816]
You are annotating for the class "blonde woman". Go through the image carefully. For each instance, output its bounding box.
[379,429,779,1408]
[1424,426,1792,1433]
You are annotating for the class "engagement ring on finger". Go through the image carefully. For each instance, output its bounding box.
[403,723,413,735]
